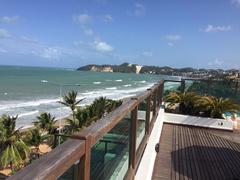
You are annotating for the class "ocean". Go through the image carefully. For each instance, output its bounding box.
[0,65,180,127]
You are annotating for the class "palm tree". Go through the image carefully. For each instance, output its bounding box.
[91,97,109,118]
[60,91,84,120]
[28,127,49,154]
[197,96,240,118]
[64,97,122,134]
[0,114,30,170]
[34,113,56,134]
[165,91,200,115]
[105,99,122,113]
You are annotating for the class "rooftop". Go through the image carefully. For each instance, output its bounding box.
[152,123,240,180]
[7,79,240,180]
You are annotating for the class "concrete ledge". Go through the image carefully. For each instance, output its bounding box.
[164,112,233,131]
[135,108,164,180]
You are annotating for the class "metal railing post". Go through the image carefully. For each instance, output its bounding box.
[235,81,239,96]
[129,106,138,170]
[145,95,151,134]
[153,90,157,116]
[181,79,185,93]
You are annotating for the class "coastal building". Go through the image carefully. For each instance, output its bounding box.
[8,80,240,180]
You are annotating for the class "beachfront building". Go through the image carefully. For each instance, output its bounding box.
[7,80,240,180]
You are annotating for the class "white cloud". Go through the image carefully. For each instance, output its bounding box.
[232,0,240,7]
[92,41,113,52]
[142,51,153,57]
[20,36,39,43]
[73,41,85,47]
[0,28,11,38]
[134,3,146,17]
[0,16,19,23]
[202,25,232,32]
[208,58,223,67]
[103,15,113,22]
[73,14,92,24]
[163,35,182,41]
[32,47,62,59]
[83,28,94,36]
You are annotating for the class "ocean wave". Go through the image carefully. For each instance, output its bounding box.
[82,91,95,95]
[0,98,59,111]
[115,79,122,82]
[105,87,118,90]
[93,82,101,84]
[136,80,146,83]
[4,82,157,127]
[18,110,39,117]
[164,82,180,90]
[123,84,132,87]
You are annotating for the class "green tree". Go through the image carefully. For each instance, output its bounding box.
[34,113,56,134]
[0,114,30,170]
[91,97,109,118]
[28,127,49,154]
[60,91,84,120]
[197,96,240,118]
[105,99,122,113]
[165,91,200,115]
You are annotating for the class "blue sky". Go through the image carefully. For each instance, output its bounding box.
[0,0,240,69]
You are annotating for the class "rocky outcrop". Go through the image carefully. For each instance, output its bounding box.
[90,66,113,72]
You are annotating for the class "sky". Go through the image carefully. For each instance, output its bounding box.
[0,0,240,69]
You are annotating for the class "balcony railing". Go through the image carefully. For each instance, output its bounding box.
[164,78,240,103]
[9,81,164,180]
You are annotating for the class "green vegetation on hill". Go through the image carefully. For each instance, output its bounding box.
[77,63,240,80]
[112,63,137,73]
[77,63,137,73]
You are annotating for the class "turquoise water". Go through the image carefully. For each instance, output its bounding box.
[0,65,179,127]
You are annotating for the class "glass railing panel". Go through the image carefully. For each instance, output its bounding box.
[58,164,75,180]
[186,80,240,103]
[56,137,79,180]
[184,80,194,91]
[136,100,147,149]
[150,93,154,122]
[163,81,181,96]
[90,113,130,180]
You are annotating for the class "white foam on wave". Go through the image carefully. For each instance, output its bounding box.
[93,82,101,84]
[0,98,59,111]
[106,87,118,90]
[164,82,180,90]
[18,110,39,117]
[6,81,156,128]
[135,80,146,84]
[115,79,122,82]
[123,84,132,87]
[82,91,95,95]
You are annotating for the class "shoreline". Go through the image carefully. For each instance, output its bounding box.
[19,96,131,133]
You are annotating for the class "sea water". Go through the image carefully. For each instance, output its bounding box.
[0,65,179,127]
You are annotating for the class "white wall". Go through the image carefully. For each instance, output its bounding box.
[135,108,164,180]
[164,112,233,131]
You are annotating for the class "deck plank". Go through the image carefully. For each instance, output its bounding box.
[152,123,240,180]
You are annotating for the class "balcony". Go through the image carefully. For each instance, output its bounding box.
[8,80,240,180]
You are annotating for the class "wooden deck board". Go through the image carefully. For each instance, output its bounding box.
[152,123,240,180]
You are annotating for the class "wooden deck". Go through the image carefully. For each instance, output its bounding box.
[152,123,240,180]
